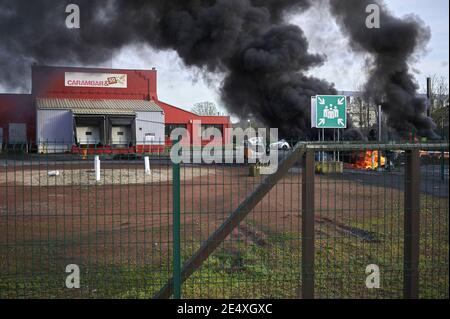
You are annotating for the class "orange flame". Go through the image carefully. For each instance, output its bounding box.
[353,151,386,170]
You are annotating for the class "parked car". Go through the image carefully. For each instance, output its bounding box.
[269,139,291,151]
[246,137,265,147]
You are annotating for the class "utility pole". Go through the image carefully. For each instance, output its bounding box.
[427,77,432,118]
[378,105,382,142]
[378,104,382,170]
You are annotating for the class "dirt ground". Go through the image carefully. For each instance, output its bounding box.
[0,163,409,266]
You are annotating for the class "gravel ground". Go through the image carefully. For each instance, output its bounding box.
[0,167,214,186]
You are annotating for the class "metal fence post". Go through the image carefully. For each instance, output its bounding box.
[172,142,182,299]
[404,149,420,299]
[302,148,315,299]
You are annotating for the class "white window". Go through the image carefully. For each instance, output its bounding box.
[145,133,156,143]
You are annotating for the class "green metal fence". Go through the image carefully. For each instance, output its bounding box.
[0,142,448,299]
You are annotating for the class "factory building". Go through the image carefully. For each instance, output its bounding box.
[0,65,231,153]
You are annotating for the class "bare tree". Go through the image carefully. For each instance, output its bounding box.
[347,80,378,132]
[356,82,370,130]
[429,75,449,129]
[192,101,219,116]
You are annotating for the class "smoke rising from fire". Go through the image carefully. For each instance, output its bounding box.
[0,0,436,139]
[329,0,436,138]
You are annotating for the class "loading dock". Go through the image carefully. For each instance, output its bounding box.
[74,116,105,146]
[111,126,131,147]
[107,116,135,148]
[36,98,165,153]
[76,126,102,145]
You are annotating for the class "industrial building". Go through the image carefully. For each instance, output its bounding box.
[0,65,231,153]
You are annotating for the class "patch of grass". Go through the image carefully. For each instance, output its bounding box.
[0,195,447,299]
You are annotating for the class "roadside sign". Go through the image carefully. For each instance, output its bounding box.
[315,95,347,129]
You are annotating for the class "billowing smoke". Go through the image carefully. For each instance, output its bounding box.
[0,0,436,139]
[329,0,436,139]
[221,24,338,139]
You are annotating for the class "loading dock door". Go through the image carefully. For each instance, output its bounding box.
[77,126,101,145]
[111,126,131,147]
[9,123,27,145]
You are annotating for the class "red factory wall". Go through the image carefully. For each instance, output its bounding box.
[0,94,35,142]
[32,65,158,100]
[157,100,231,146]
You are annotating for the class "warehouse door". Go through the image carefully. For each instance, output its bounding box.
[77,126,101,145]
[112,126,131,148]
[8,123,27,145]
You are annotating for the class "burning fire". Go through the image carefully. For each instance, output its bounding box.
[353,151,386,170]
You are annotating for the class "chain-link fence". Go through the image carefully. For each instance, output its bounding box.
[0,142,448,299]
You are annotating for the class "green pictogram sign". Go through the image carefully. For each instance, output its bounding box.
[315,95,347,129]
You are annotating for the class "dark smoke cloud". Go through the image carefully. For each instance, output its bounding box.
[0,0,436,139]
[329,0,437,139]
[222,24,337,139]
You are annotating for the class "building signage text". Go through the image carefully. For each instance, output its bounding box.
[65,72,128,89]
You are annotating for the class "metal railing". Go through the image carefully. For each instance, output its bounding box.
[0,141,448,299]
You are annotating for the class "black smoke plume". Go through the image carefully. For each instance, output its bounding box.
[0,0,435,139]
[329,0,436,139]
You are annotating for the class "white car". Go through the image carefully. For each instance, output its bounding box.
[270,140,291,151]
[246,137,265,147]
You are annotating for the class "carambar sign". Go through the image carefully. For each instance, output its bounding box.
[65,72,128,89]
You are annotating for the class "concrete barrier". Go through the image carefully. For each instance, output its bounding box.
[315,161,344,174]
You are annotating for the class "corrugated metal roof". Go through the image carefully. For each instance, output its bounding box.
[36,98,163,115]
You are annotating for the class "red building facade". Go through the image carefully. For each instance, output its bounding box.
[0,94,35,143]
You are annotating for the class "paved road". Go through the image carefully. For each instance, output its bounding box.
[329,166,449,199]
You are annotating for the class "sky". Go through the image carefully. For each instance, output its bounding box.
[112,0,449,115]
[293,0,450,92]
[3,0,449,116]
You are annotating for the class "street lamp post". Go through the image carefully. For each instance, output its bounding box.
[378,104,382,171]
